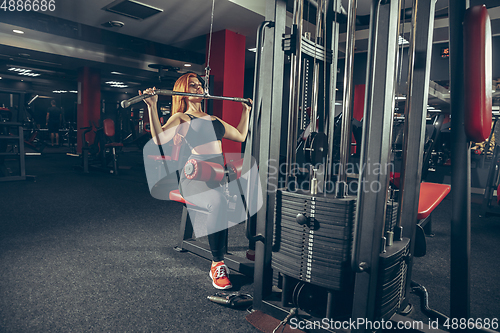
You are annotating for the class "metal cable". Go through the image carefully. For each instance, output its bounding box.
[204,0,216,95]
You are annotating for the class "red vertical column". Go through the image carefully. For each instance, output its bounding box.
[77,67,101,153]
[351,84,366,154]
[207,29,246,154]
[352,84,365,121]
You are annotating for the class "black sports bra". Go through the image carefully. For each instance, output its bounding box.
[183,113,226,148]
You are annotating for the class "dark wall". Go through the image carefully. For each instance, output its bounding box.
[425,35,500,83]
[244,67,254,100]
[337,35,500,90]
[493,35,500,79]
[337,52,369,88]
[430,42,450,83]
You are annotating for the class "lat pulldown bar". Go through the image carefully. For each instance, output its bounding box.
[120,90,252,109]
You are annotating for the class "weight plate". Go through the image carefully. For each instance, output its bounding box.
[304,132,328,164]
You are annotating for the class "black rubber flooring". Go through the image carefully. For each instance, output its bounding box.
[0,150,498,332]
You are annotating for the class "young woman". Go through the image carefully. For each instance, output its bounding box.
[140,73,252,289]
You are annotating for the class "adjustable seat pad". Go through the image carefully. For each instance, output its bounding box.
[226,158,244,179]
[168,158,246,206]
[184,159,225,181]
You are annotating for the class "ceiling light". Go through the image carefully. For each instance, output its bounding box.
[184,64,192,67]
[101,20,125,28]
[8,67,41,77]
[247,48,257,52]
[111,71,123,75]
[19,72,40,77]
[13,30,24,34]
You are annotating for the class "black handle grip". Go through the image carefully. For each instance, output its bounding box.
[121,94,151,108]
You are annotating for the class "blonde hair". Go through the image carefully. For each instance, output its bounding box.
[171,73,199,115]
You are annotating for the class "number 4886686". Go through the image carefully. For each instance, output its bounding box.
[1,0,56,11]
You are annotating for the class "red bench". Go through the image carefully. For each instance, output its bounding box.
[417,182,451,238]
[390,172,451,238]
[417,182,451,220]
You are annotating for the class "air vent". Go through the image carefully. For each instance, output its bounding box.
[103,0,163,20]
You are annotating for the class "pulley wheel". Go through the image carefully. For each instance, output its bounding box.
[292,281,328,318]
[304,132,328,164]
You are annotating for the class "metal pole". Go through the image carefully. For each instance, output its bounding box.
[397,0,436,311]
[350,0,400,328]
[449,0,471,322]
[244,20,274,242]
[253,0,287,308]
[285,0,304,187]
[310,0,323,134]
[336,0,357,198]
[246,20,275,164]
[325,0,341,191]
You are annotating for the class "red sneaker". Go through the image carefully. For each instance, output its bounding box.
[209,262,232,290]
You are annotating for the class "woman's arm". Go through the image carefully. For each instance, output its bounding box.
[140,87,183,145]
[220,100,252,143]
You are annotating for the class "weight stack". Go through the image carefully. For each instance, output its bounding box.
[272,190,356,291]
[375,238,410,320]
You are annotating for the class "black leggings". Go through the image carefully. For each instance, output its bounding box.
[179,154,228,262]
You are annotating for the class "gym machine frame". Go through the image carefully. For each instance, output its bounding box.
[247,0,454,332]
